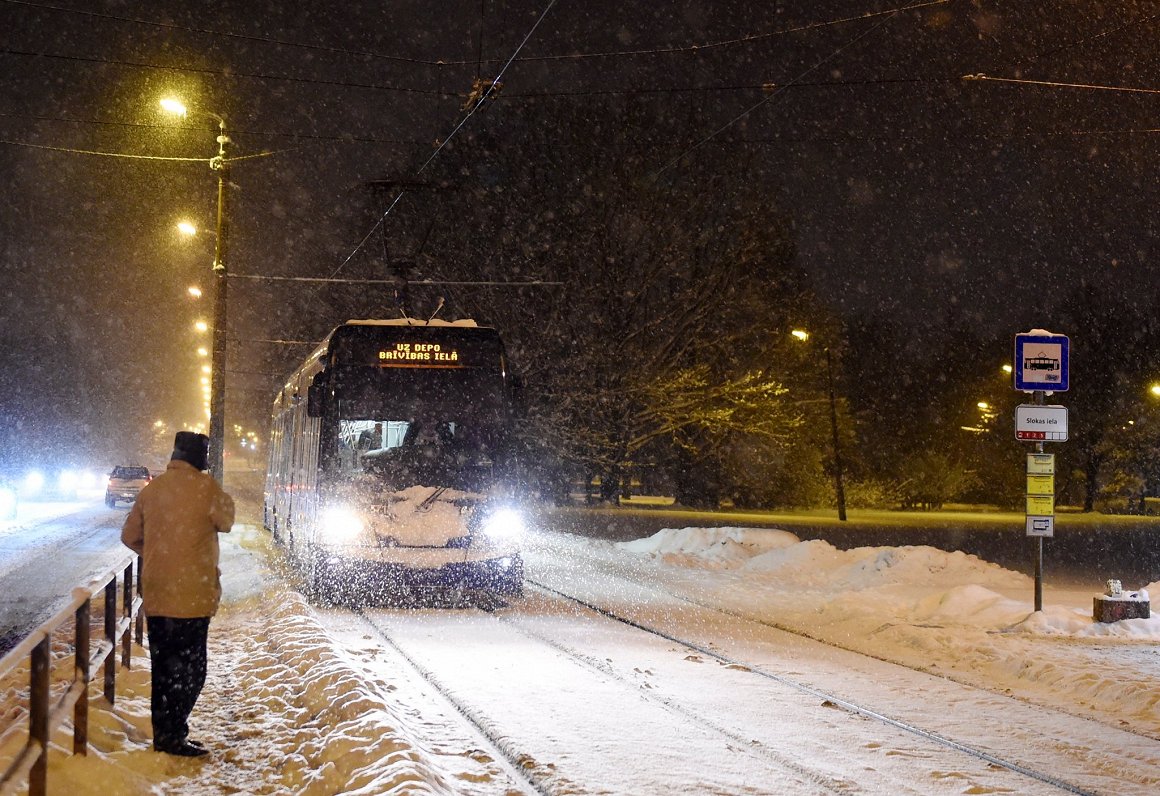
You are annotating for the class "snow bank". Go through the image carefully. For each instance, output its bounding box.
[36,525,509,795]
[618,526,799,569]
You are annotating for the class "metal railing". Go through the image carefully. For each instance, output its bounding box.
[0,553,143,796]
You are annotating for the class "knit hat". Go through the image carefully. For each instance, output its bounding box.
[171,431,210,471]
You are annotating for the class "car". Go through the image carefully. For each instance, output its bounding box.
[15,466,98,502]
[105,465,152,508]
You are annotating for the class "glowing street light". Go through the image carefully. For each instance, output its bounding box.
[177,220,197,237]
[159,97,188,116]
[1150,383,1160,397]
[194,320,208,333]
[161,96,232,481]
[188,286,203,299]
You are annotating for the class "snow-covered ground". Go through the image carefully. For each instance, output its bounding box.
[1,519,1157,794]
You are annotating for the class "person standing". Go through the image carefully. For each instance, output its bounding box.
[121,431,234,757]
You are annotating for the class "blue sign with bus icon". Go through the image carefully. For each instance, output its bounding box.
[1014,333,1069,392]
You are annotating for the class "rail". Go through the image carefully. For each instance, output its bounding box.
[0,553,143,796]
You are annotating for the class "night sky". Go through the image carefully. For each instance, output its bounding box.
[1,1,1155,466]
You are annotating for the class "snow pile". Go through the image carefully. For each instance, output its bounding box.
[612,525,1160,736]
[618,526,799,568]
[620,527,1027,590]
[36,525,511,795]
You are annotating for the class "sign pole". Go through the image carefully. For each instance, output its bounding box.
[1033,389,1044,612]
[1014,329,1069,615]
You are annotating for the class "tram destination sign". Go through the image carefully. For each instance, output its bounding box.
[377,341,464,367]
[1015,404,1068,442]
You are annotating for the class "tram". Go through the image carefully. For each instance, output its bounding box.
[263,319,524,598]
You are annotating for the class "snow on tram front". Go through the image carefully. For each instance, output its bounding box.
[262,319,525,599]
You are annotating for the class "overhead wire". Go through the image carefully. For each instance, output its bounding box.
[0,46,454,97]
[1,0,949,68]
[650,4,906,181]
[0,138,204,160]
[962,73,1160,97]
[0,0,451,67]
[505,0,949,62]
[327,0,560,283]
[1022,9,1160,65]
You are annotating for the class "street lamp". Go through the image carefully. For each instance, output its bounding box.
[161,97,231,481]
[790,329,848,521]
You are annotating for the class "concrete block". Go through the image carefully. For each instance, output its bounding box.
[1093,595,1151,623]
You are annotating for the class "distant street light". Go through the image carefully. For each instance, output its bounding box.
[1150,383,1160,397]
[188,286,203,299]
[161,97,232,480]
[790,329,848,521]
[177,220,197,237]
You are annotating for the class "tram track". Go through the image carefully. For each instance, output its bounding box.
[355,600,871,795]
[345,577,1127,795]
[524,578,1100,796]
[548,545,1160,744]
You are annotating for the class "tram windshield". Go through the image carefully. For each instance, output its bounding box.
[334,417,497,492]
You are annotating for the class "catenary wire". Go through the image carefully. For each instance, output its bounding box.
[1022,9,1160,64]
[327,0,560,282]
[650,5,905,180]
[1,0,949,67]
[0,47,454,97]
[962,73,1160,96]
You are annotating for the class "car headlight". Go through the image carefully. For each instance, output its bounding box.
[22,471,44,496]
[0,487,16,516]
[321,505,364,542]
[480,508,525,539]
[58,470,79,491]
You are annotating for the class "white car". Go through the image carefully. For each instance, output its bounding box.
[105,466,151,507]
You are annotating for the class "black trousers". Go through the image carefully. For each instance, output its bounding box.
[146,616,210,747]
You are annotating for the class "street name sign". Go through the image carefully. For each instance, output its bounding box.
[1015,404,1068,442]
[1014,333,1069,392]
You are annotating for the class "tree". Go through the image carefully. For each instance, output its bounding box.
[378,99,825,504]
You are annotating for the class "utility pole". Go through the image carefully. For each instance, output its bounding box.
[208,117,230,482]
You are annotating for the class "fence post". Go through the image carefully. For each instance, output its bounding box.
[103,580,116,704]
[122,561,134,669]
[73,599,91,756]
[134,558,144,647]
[28,637,49,796]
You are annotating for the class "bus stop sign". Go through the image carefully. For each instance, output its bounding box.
[1014,332,1069,392]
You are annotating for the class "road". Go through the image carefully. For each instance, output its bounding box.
[0,498,133,655]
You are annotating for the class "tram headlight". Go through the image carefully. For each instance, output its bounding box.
[321,505,363,542]
[480,507,525,539]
